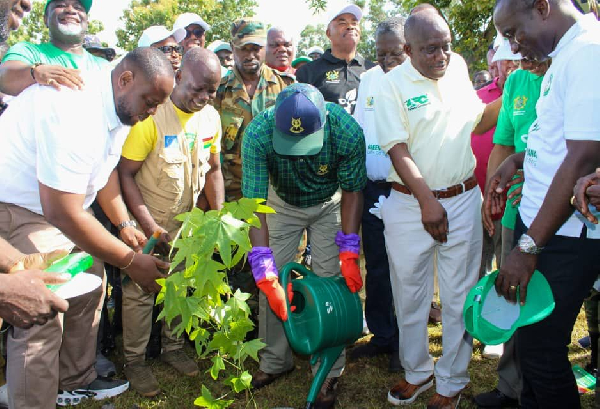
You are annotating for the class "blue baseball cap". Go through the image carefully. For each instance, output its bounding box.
[273,83,326,156]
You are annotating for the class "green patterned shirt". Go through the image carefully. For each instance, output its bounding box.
[242,102,367,208]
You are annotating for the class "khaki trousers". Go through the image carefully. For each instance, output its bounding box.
[382,188,482,397]
[259,187,345,378]
[0,203,104,409]
[121,271,183,364]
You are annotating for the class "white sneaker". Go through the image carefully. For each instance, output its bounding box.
[0,384,8,409]
[483,343,504,359]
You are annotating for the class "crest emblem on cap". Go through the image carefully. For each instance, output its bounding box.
[290,118,304,134]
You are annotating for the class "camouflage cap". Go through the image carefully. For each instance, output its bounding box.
[231,18,267,48]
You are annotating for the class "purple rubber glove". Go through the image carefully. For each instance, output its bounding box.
[335,231,360,255]
[248,247,279,282]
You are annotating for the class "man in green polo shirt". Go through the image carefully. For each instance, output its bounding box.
[478,59,549,409]
[242,83,366,408]
[0,0,102,96]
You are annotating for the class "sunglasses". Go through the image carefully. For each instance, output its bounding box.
[157,45,184,55]
[185,28,205,39]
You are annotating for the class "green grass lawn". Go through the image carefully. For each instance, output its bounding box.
[84,306,596,409]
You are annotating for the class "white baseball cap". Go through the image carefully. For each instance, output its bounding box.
[307,46,324,55]
[137,25,185,48]
[492,38,522,63]
[327,4,363,23]
[173,13,210,33]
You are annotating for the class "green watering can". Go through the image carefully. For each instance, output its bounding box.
[280,262,363,409]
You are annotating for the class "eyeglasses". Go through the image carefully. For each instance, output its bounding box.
[157,45,184,55]
[185,28,205,39]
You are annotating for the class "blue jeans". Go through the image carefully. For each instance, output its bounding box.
[362,180,399,350]
[515,215,600,408]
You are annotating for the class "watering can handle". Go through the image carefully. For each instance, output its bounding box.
[279,262,313,309]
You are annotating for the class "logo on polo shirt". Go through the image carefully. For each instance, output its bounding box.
[513,95,528,116]
[405,94,430,111]
[290,118,304,134]
[543,74,553,96]
[325,70,340,83]
[365,96,374,111]
[317,164,329,175]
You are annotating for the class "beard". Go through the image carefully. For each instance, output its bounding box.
[57,22,83,36]
[116,96,136,126]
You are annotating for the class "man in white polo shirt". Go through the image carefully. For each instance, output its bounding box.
[352,16,407,373]
[489,0,600,406]
[0,47,174,408]
[374,10,501,408]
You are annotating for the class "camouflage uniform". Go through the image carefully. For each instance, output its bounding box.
[212,18,293,336]
[214,64,293,202]
[212,19,294,202]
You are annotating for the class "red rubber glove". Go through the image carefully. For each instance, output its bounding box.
[339,251,363,293]
[257,278,288,321]
[287,282,296,312]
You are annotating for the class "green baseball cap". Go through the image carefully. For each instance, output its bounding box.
[230,18,266,48]
[463,270,555,346]
[45,0,93,13]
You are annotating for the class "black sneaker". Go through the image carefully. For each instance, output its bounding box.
[56,378,129,406]
[473,388,518,408]
[349,341,393,360]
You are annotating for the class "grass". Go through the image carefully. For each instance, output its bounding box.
[83,306,596,409]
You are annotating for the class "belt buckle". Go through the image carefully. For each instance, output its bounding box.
[460,181,466,194]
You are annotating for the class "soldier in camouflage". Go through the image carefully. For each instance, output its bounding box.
[213,18,294,203]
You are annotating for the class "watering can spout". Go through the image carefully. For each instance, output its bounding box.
[279,262,363,408]
[306,345,345,404]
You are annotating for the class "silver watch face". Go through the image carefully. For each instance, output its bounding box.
[518,234,540,254]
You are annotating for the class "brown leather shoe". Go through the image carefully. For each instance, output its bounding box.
[314,377,338,409]
[251,368,294,390]
[387,375,434,406]
[427,390,463,409]
[429,302,442,324]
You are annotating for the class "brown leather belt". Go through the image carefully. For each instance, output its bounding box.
[392,175,478,199]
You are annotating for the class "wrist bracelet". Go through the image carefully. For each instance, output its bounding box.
[30,62,43,82]
[121,251,135,270]
[117,220,137,232]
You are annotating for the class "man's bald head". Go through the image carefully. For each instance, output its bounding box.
[405,8,450,46]
[404,10,452,79]
[112,47,174,126]
[180,46,221,76]
[493,0,581,62]
[172,47,222,113]
[410,3,440,15]
[118,46,174,83]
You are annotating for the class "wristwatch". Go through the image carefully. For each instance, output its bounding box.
[517,233,544,255]
[117,220,137,232]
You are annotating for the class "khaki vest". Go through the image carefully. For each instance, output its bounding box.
[133,102,211,236]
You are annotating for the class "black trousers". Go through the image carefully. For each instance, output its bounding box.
[515,215,600,408]
[362,180,399,350]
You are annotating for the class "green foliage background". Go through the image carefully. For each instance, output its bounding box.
[115,0,257,51]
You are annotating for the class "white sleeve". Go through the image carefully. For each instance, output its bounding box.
[374,73,410,153]
[35,93,97,194]
[564,45,600,141]
[353,80,366,128]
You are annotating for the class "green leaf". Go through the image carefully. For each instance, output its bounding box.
[236,338,266,362]
[228,370,252,393]
[210,355,226,380]
[194,385,233,408]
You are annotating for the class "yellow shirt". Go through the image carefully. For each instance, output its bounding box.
[374,54,485,190]
[122,102,221,161]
